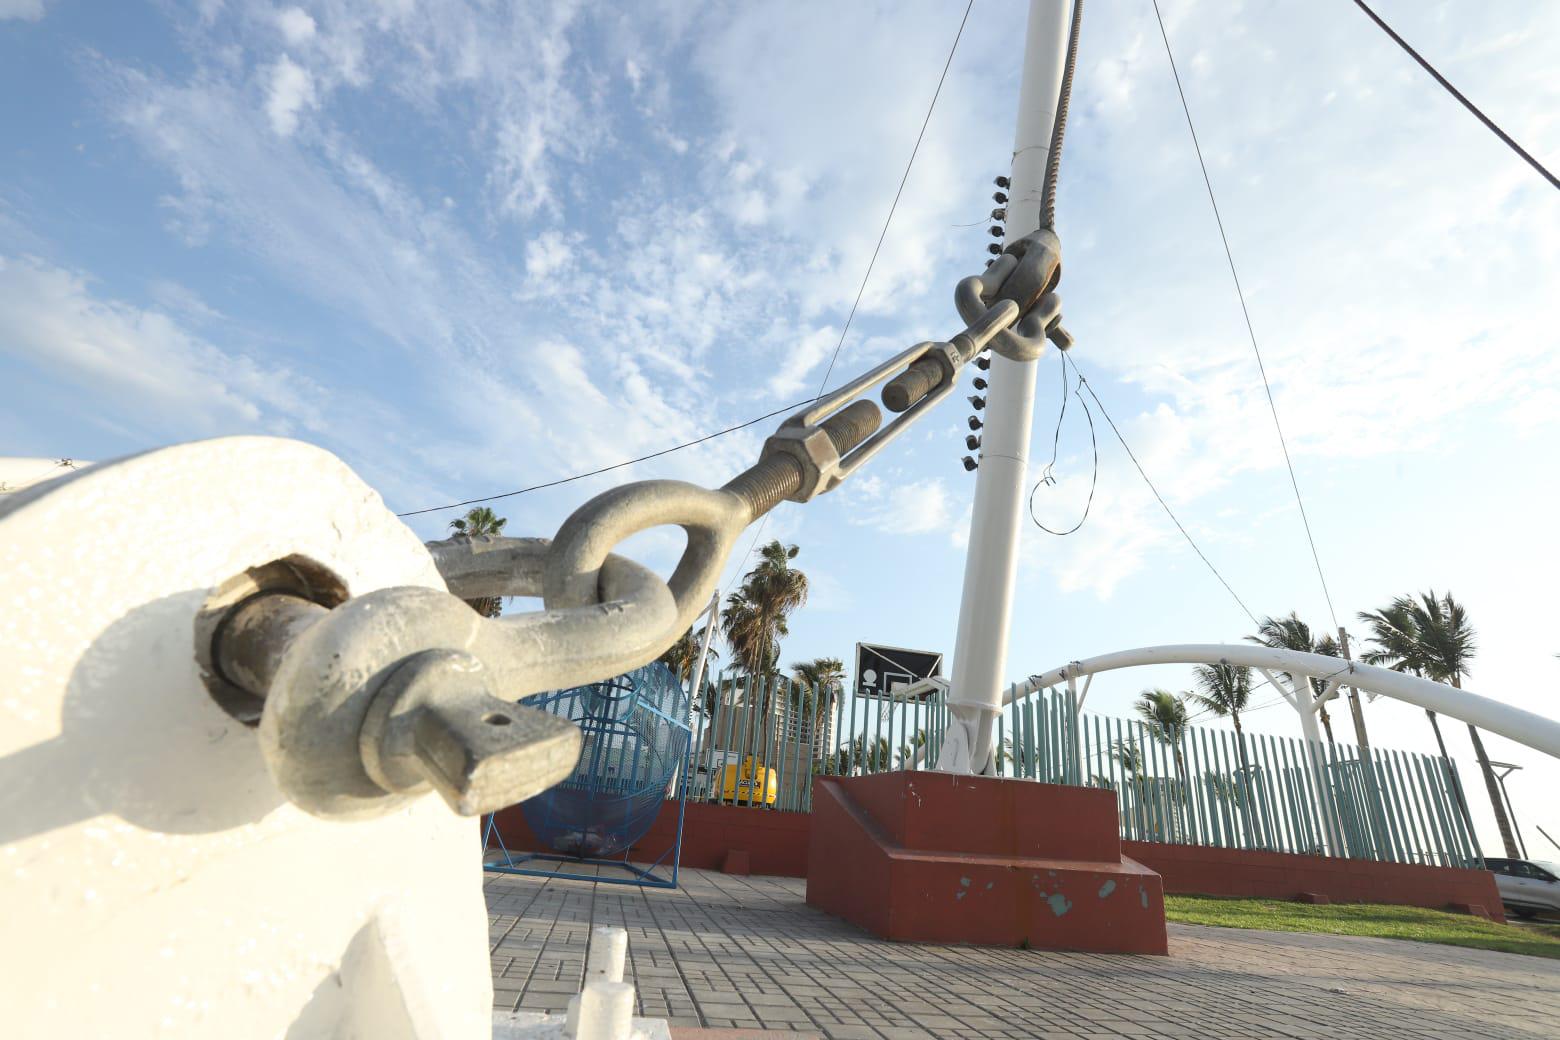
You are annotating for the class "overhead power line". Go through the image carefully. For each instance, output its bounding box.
[1350,0,1558,192]
[396,400,808,517]
[1068,358,1260,626]
[1150,0,1340,631]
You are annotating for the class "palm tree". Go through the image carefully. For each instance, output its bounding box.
[720,590,766,674]
[791,656,845,760]
[717,542,809,774]
[1357,595,1473,842]
[721,540,809,684]
[1190,662,1253,773]
[1359,591,1513,858]
[1134,689,1190,776]
[1135,689,1190,840]
[658,625,719,702]
[1247,612,1341,742]
[448,506,507,617]
[1110,738,1145,780]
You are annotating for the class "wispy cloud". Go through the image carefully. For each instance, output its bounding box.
[0,254,323,435]
[0,0,48,23]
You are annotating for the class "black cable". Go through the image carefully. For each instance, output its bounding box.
[1028,352,1097,536]
[396,399,809,517]
[1150,0,1339,631]
[1351,0,1558,192]
[1040,0,1085,230]
[1069,358,1260,626]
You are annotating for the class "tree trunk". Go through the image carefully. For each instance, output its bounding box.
[1465,721,1519,859]
[1230,712,1261,848]
[1424,708,1478,852]
[1231,712,1252,774]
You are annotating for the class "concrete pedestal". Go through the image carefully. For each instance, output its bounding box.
[806,772,1167,954]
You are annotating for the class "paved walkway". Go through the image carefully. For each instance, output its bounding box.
[485,867,1560,1039]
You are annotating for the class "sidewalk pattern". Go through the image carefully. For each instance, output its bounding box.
[486,867,1559,1039]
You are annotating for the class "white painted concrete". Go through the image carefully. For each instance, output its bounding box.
[0,437,493,1037]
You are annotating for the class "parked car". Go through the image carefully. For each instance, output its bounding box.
[1484,858,1560,919]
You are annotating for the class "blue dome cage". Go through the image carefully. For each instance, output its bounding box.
[516,661,692,861]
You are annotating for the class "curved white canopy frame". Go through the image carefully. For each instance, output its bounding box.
[1004,643,1560,761]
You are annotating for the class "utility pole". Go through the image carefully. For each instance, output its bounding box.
[1337,627,1370,749]
[938,0,1074,774]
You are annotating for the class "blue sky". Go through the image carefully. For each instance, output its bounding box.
[3,0,1558,855]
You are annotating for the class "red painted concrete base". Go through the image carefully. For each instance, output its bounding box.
[1123,840,1506,923]
[806,772,1168,954]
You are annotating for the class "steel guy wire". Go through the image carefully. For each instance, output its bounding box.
[1351,0,1558,191]
[1066,356,1260,627]
[721,0,977,608]
[405,0,977,535]
[1150,0,1340,631]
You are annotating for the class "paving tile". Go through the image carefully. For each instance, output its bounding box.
[485,866,1560,1039]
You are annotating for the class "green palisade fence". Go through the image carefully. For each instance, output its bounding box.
[669,669,1481,867]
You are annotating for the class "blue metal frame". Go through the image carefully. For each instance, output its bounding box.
[481,709,692,890]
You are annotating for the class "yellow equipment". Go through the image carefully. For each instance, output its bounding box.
[718,756,777,808]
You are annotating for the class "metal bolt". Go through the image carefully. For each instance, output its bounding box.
[967,416,982,431]
[986,243,1002,255]
[973,377,987,390]
[961,456,978,472]
[975,356,991,370]
[988,226,1004,238]
[993,191,1008,203]
[969,395,985,410]
[965,434,980,451]
[994,175,1010,188]
[360,649,583,816]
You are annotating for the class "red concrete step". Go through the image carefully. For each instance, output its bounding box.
[806,772,1168,954]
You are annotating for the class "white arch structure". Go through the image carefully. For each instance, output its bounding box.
[1003,644,1560,760]
[990,644,1560,855]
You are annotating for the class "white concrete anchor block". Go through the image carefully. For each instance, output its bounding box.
[0,437,492,1038]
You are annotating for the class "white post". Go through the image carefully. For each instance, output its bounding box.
[686,592,720,728]
[1262,666,1341,856]
[939,0,1073,774]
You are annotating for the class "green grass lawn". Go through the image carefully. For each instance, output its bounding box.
[1166,895,1560,960]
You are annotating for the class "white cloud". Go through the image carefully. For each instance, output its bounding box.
[765,325,838,399]
[0,0,47,22]
[264,55,316,136]
[0,255,322,434]
[842,474,955,537]
[276,6,316,45]
[524,230,574,280]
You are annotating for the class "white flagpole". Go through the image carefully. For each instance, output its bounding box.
[939,0,1074,774]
